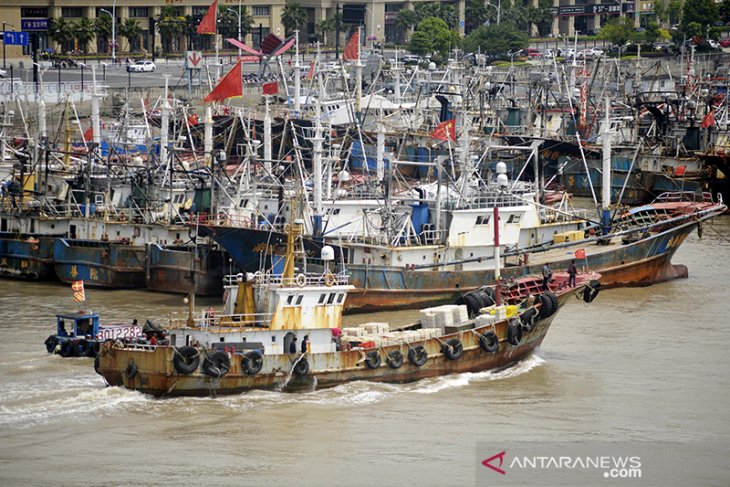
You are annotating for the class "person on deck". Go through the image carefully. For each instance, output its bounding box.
[301,335,309,354]
[289,335,298,354]
[542,263,552,290]
[568,260,577,288]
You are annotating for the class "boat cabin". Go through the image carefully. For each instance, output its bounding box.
[56,312,100,339]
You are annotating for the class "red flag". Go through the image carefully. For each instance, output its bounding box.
[196,0,218,35]
[83,127,93,142]
[343,30,359,61]
[430,119,456,142]
[262,81,278,95]
[204,60,243,103]
[72,280,86,302]
[575,248,586,260]
[674,165,686,177]
[306,60,315,80]
[701,110,715,129]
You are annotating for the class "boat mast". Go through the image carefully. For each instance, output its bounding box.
[601,96,612,234]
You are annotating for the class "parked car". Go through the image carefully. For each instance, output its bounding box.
[127,60,156,73]
[707,39,721,49]
[720,38,730,48]
[0,68,7,78]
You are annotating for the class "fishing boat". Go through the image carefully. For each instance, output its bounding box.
[43,311,143,358]
[94,219,600,397]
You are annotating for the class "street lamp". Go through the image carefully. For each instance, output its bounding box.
[485,0,501,25]
[227,7,242,57]
[3,22,15,69]
[99,7,116,65]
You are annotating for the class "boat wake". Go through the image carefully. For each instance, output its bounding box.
[1,354,546,428]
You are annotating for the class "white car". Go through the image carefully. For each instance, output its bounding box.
[127,60,156,73]
[0,68,7,78]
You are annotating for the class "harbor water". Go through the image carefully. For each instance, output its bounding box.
[1,217,729,486]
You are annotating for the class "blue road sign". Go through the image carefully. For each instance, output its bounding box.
[2,31,30,46]
[21,18,49,31]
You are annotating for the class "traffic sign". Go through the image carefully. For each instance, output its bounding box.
[2,32,29,46]
[186,51,203,70]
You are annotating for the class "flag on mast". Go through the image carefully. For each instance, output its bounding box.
[430,119,456,142]
[72,280,86,303]
[197,0,218,35]
[343,30,360,61]
[203,59,243,102]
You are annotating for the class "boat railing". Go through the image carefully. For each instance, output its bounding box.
[189,212,257,228]
[223,272,349,287]
[166,311,274,330]
[652,191,716,204]
[539,207,589,224]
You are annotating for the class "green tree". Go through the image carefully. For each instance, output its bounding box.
[598,17,636,46]
[281,0,307,36]
[397,9,419,32]
[217,5,253,40]
[411,17,459,56]
[49,17,75,52]
[721,0,730,21]
[681,0,718,29]
[156,6,186,52]
[119,18,143,52]
[317,13,342,45]
[465,0,491,33]
[653,0,669,25]
[668,0,684,24]
[73,17,97,53]
[526,0,554,36]
[462,23,529,55]
[408,30,433,55]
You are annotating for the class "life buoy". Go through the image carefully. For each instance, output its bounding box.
[537,292,557,319]
[324,273,336,286]
[241,351,264,376]
[507,321,523,346]
[583,279,601,303]
[296,274,307,287]
[365,351,381,369]
[408,345,428,367]
[75,339,90,357]
[293,357,309,376]
[479,331,500,353]
[441,339,464,360]
[173,346,200,374]
[202,350,231,378]
[520,307,538,332]
[59,340,73,357]
[125,362,138,379]
[45,335,58,353]
[386,350,404,369]
[87,341,100,358]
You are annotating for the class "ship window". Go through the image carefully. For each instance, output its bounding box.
[220,337,225,342]
[319,293,326,304]
[296,295,303,305]
[337,294,344,304]
[287,294,294,305]
[507,214,521,223]
[327,293,336,305]
[476,215,490,225]
[271,336,276,342]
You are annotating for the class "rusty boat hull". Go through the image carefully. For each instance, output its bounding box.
[95,294,572,397]
[198,198,725,313]
[53,238,146,288]
[0,234,56,280]
[145,243,233,296]
[338,211,706,313]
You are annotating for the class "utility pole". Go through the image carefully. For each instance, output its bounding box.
[335,4,341,60]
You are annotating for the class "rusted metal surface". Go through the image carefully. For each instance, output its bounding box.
[53,239,146,288]
[343,218,703,313]
[145,245,227,296]
[96,286,580,397]
[0,235,55,280]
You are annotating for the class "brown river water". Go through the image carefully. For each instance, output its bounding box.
[1,216,729,486]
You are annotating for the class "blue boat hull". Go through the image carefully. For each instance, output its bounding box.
[53,239,146,288]
[0,234,56,280]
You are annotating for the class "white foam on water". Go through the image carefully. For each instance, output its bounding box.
[0,378,150,429]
